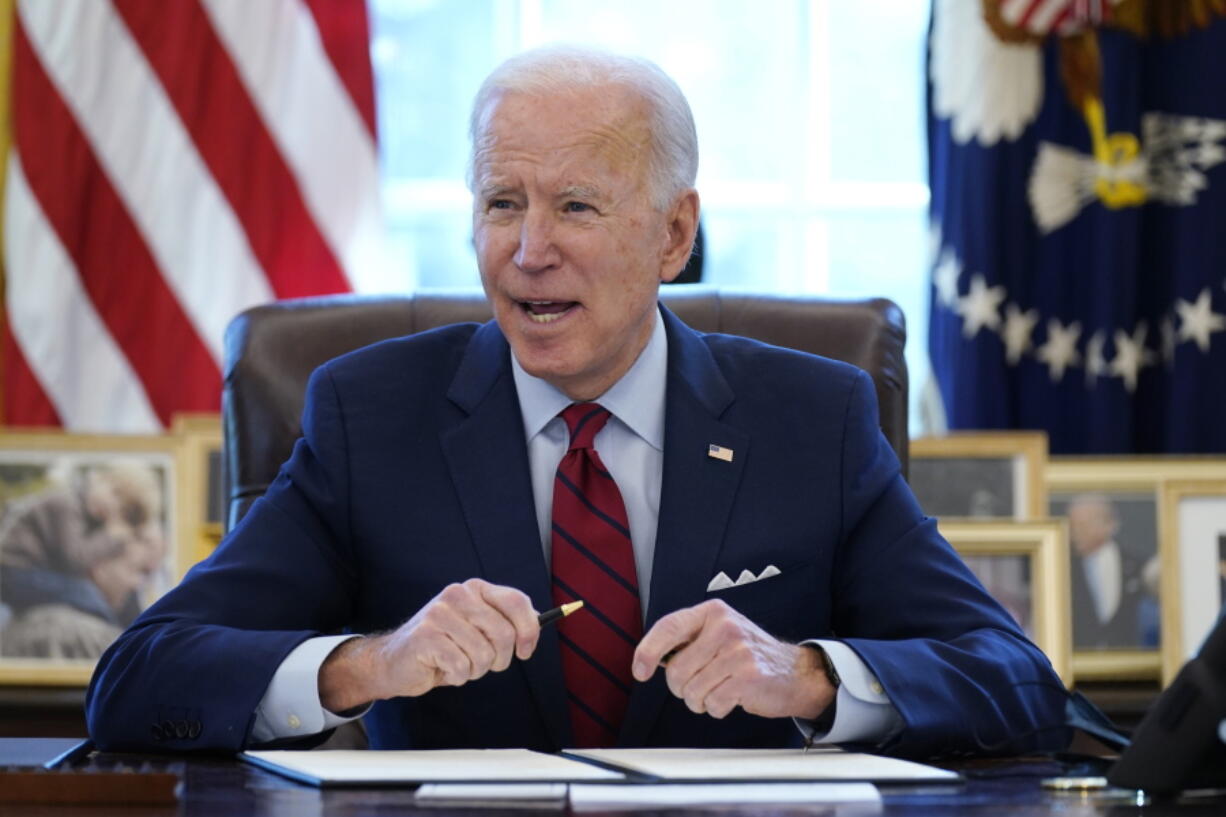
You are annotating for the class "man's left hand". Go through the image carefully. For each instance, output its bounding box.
[631,599,835,721]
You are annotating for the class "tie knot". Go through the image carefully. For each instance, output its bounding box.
[560,403,611,451]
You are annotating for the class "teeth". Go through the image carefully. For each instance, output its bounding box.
[521,299,571,324]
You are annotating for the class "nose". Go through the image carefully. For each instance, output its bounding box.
[513,208,559,272]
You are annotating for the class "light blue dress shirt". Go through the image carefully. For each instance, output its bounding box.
[252,311,901,744]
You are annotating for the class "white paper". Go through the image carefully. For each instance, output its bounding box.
[416,782,567,805]
[570,782,881,810]
[242,749,624,784]
[565,747,958,782]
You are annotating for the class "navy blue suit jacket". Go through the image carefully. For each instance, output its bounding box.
[87,306,1066,757]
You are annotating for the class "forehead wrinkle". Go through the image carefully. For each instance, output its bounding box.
[474,90,654,186]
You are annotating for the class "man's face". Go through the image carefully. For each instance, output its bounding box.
[1067,498,1117,556]
[471,86,695,400]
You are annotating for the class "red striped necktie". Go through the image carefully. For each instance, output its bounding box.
[550,403,642,747]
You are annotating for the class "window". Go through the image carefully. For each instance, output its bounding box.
[370,0,932,428]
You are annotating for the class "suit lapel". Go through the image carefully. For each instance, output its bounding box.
[620,307,748,746]
[439,321,571,749]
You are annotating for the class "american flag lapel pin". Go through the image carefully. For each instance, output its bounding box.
[707,444,733,462]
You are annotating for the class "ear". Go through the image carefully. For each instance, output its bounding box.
[658,189,700,284]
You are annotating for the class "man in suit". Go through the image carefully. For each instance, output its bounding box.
[86,46,1066,758]
[1066,493,1150,648]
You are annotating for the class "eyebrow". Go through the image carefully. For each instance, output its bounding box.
[558,185,603,201]
[478,184,516,200]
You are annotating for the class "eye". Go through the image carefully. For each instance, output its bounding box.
[489,199,514,211]
[564,201,593,213]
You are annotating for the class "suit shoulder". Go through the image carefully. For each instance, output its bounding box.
[700,331,865,395]
[318,322,481,383]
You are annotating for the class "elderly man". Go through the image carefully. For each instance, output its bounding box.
[87,47,1066,758]
[1066,493,1151,649]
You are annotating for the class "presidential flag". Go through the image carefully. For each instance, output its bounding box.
[927,0,1226,453]
[1,0,384,433]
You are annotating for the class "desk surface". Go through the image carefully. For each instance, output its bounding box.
[12,751,1226,816]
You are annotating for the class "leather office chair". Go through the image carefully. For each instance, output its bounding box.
[222,287,907,533]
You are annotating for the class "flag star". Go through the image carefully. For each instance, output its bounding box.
[1036,319,1082,382]
[1175,288,1226,352]
[1001,304,1039,365]
[1085,330,1107,385]
[955,274,1006,338]
[932,250,962,309]
[1109,323,1155,393]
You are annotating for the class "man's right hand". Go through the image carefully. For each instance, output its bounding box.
[318,578,539,713]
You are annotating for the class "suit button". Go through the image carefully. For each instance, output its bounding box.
[175,720,189,739]
[161,720,177,739]
[188,721,202,739]
[151,723,164,742]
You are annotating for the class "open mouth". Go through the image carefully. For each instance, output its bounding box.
[520,300,578,323]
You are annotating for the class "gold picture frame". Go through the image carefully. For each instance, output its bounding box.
[910,431,1048,520]
[172,413,224,563]
[1048,457,1226,681]
[939,520,1072,686]
[0,431,190,685]
[1158,479,1226,687]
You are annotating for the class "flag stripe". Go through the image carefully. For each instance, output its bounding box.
[11,18,217,428]
[2,324,61,428]
[1026,0,1071,32]
[998,0,1036,26]
[4,0,377,432]
[113,0,351,300]
[201,0,386,292]
[301,0,377,140]
[18,0,274,368]
[3,153,160,432]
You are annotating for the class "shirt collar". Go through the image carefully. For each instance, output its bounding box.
[511,308,667,450]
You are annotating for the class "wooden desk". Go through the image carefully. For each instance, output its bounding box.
[8,749,1222,816]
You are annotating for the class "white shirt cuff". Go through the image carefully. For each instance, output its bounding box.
[251,634,370,743]
[794,639,903,745]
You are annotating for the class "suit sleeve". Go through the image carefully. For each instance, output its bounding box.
[832,370,1068,758]
[85,363,360,752]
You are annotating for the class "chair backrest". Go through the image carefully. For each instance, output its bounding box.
[222,287,908,531]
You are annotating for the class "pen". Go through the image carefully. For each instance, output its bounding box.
[538,600,584,627]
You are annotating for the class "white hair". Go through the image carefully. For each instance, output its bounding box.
[468,45,698,210]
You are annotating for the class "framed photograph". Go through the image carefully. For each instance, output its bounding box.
[910,432,1048,520]
[0,432,188,684]
[1158,480,1226,686]
[939,520,1072,686]
[172,413,224,562]
[1049,457,1226,681]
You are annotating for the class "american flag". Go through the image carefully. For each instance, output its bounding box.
[998,0,1117,35]
[2,0,384,432]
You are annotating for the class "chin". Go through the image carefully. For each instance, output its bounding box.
[516,353,577,385]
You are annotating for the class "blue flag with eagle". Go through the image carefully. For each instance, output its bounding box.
[927,0,1226,453]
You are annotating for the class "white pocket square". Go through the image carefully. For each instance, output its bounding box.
[706,565,782,592]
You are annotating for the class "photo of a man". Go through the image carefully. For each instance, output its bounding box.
[1059,492,1159,650]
